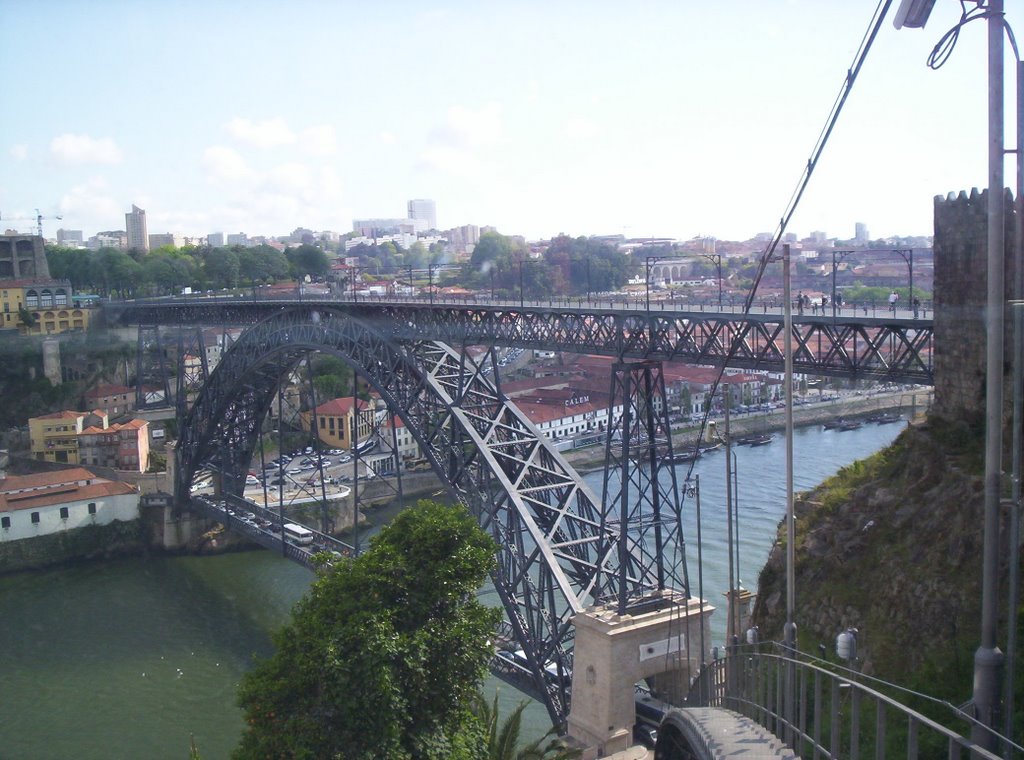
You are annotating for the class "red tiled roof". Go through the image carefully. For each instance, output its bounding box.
[0,480,137,513]
[85,384,133,399]
[0,467,101,491]
[34,410,91,421]
[314,397,370,416]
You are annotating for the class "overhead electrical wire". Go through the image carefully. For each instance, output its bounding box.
[666,0,896,649]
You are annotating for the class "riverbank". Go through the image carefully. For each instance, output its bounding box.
[563,389,928,474]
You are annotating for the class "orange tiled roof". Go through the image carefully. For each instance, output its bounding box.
[0,480,137,513]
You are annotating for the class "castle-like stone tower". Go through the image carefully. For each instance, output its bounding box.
[932,188,1018,423]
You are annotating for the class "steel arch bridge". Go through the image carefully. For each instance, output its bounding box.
[178,305,690,725]
[110,295,935,384]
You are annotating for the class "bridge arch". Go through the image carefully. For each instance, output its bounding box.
[176,305,671,723]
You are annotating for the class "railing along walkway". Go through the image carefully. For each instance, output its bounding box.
[675,648,1014,759]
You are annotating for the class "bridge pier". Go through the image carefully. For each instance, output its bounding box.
[567,593,714,757]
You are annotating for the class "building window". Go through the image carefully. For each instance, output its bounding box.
[31,512,40,524]
[88,503,97,515]
[1,516,9,529]
[320,417,325,429]
[60,507,69,519]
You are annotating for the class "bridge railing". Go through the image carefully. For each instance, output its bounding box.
[684,648,1013,759]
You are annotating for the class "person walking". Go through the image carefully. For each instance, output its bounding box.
[888,290,899,314]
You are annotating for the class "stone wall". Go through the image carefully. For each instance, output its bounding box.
[932,188,1018,423]
[0,518,144,574]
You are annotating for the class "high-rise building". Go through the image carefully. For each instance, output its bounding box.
[407,199,437,232]
[854,222,869,244]
[125,205,149,252]
[56,229,84,247]
[207,232,225,247]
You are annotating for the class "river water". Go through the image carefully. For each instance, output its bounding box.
[0,422,902,759]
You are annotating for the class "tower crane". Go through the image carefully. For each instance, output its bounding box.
[0,208,63,238]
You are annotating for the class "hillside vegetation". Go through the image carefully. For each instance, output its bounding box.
[752,415,1022,738]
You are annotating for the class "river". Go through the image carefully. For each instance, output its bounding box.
[0,421,903,759]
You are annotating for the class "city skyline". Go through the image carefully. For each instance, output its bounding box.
[1,2,1021,243]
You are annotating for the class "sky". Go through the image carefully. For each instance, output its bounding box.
[1,1,1021,244]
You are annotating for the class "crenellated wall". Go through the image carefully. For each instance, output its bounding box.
[931,187,1018,423]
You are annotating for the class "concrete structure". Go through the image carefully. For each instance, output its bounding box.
[78,419,150,472]
[88,230,127,249]
[0,234,49,278]
[226,232,249,246]
[0,280,90,335]
[125,204,149,252]
[84,383,136,418]
[352,217,416,237]
[933,188,1017,423]
[56,229,84,247]
[407,198,437,232]
[301,396,375,450]
[207,232,225,247]
[0,467,139,542]
[568,595,714,756]
[42,338,61,384]
[29,410,107,464]
[854,222,869,244]
[380,414,420,462]
[148,232,184,249]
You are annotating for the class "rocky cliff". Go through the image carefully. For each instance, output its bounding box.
[752,414,1021,731]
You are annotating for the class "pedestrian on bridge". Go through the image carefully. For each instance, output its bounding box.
[888,290,899,313]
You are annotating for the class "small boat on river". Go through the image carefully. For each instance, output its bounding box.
[823,417,862,431]
[735,433,774,446]
[865,412,903,425]
[664,447,702,465]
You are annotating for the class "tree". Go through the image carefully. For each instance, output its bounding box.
[234,501,502,760]
[473,693,580,760]
[203,247,241,289]
[287,244,329,280]
[16,304,36,329]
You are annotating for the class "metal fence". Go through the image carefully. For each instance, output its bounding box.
[684,648,1014,759]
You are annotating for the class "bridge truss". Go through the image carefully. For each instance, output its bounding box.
[176,307,690,724]
[112,297,935,384]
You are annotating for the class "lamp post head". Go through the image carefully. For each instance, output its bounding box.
[893,0,936,29]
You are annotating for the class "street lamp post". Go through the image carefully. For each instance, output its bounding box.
[894,248,915,317]
[831,250,854,322]
[700,253,723,310]
[895,0,1007,747]
[519,260,525,309]
[645,255,669,311]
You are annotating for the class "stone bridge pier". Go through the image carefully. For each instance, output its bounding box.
[568,593,713,757]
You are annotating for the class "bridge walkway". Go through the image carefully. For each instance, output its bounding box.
[659,708,799,759]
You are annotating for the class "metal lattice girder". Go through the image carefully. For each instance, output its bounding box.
[134,325,173,409]
[113,299,935,384]
[600,361,689,615]
[175,328,209,419]
[175,307,668,725]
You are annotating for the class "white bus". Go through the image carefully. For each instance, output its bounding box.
[283,523,314,546]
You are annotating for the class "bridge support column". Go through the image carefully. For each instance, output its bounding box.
[567,594,714,757]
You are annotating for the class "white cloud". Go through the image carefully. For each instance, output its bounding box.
[564,117,598,140]
[420,103,503,179]
[419,146,483,179]
[378,131,397,145]
[433,103,502,149]
[9,145,28,161]
[58,177,122,221]
[50,134,123,164]
[225,117,296,149]
[202,145,253,182]
[299,125,338,157]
